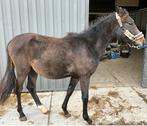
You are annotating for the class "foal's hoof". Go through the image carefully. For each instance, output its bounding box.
[63,110,71,118]
[19,116,27,121]
[87,119,92,125]
[38,105,49,114]
[64,113,71,118]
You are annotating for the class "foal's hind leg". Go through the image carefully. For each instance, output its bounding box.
[15,74,28,121]
[62,77,79,117]
[14,59,31,121]
[27,68,48,114]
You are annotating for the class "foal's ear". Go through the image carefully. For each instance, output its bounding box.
[116,6,121,13]
[116,6,128,15]
[116,6,129,20]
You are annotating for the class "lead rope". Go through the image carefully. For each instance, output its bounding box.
[48,91,53,125]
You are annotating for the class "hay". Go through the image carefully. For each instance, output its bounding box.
[88,91,141,125]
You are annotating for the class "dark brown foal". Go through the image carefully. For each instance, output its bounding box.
[0,7,145,124]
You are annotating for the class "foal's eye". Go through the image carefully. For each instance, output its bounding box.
[128,22,133,25]
[122,27,125,31]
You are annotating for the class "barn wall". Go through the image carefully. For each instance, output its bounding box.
[0,0,89,91]
[130,8,147,31]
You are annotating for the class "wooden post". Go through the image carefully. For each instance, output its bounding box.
[142,24,147,87]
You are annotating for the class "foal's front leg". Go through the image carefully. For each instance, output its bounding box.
[80,75,92,125]
[27,69,48,114]
[62,77,79,117]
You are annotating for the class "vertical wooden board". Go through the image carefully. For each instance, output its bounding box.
[44,0,54,36]
[10,0,21,36]
[77,0,86,32]
[61,0,70,35]
[85,0,89,29]
[36,0,45,34]
[36,76,48,91]
[36,76,41,91]
[0,0,13,75]
[47,79,55,91]
[19,0,29,33]
[69,0,78,32]
[53,0,62,37]
[142,24,147,87]
[27,0,37,32]
[0,0,6,76]
[63,78,70,91]
[1,0,13,43]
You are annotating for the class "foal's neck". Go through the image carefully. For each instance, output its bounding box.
[84,13,118,57]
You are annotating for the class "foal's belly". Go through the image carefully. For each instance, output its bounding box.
[31,59,70,79]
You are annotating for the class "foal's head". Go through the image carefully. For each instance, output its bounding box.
[115,7,145,48]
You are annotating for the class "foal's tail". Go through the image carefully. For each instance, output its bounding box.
[0,48,16,103]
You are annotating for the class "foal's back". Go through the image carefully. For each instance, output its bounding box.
[8,33,64,55]
[7,33,97,78]
[7,33,73,78]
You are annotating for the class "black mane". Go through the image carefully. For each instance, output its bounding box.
[64,12,115,39]
[88,13,112,29]
[88,12,115,31]
[71,12,115,40]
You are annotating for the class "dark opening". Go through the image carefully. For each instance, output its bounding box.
[89,0,147,87]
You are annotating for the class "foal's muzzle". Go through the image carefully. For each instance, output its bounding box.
[124,30,145,46]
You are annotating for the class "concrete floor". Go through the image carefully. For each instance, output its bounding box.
[90,49,144,87]
[0,87,147,125]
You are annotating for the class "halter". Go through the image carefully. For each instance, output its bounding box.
[115,12,144,44]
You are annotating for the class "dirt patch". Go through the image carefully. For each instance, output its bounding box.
[0,110,5,117]
[107,91,119,98]
[88,91,143,125]
[59,112,65,116]
[27,101,33,106]
[90,86,97,90]
[73,114,80,119]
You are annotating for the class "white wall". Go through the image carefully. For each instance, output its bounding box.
[0,0,89,91]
